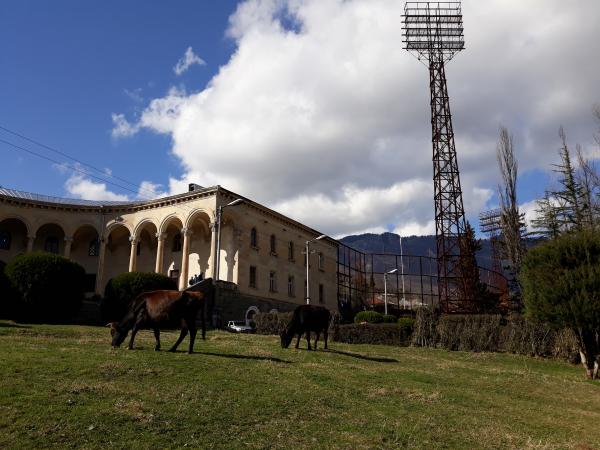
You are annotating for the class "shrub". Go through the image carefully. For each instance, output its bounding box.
[101,272,177,321]
[354,310,383,324]
[521,230,600,379]
[332,323,409,346]
[397,317,415,341]
[411,307,438,347]
[382,314,397,323]
[0,260,17,319]
[253,312,293,335]
[436,315,502,352]
[499,314,554,356]
[5,252,86,323]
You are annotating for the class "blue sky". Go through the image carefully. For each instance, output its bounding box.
[1,0,599,237]
[0,0,239,197]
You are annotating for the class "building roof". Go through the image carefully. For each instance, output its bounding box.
[0,186,140,207]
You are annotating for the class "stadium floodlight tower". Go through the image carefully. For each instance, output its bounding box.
[402,2,469,312]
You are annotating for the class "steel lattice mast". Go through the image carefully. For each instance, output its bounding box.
[402,2,469,312]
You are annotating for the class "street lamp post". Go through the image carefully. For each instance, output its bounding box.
[305,234,326,304]
[384,268,398,315]
[399,234,406,309]
[215,198,244,281]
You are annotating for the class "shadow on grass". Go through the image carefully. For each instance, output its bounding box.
[176,350,293,364]
[326,349,398,363]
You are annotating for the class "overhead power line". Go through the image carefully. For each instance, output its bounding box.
[0,127,202,219]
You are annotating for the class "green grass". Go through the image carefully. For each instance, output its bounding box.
[0,321,598,449]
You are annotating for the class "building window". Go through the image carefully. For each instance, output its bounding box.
[88,239,99,257]
[288,241,294,261]
[250,227,258,248]
[287,275,295,297]
[172,234,182,252]
[270,234,277,255]
[249,266,257,288]
[44,236,59,254]
[269,271,277,292]
[0,231,11,250]
[319,284,324,304]
[318,252,324,270]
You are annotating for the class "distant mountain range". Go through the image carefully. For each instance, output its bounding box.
[339,232,496,270]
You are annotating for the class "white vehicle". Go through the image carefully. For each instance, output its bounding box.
[226,320,254,333]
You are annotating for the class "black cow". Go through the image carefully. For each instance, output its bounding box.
[280,304,331,350]
[108,279,214,353]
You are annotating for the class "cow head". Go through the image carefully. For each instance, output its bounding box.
[107,322,127,348]
[280,327,293,349]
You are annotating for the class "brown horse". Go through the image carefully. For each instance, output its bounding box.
[108,281,212,353]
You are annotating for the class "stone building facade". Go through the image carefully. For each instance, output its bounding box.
[0,185,338,318]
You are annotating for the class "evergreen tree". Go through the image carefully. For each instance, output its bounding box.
[458,222,500,312]
[522,230,600,380]
[533,127,591,237]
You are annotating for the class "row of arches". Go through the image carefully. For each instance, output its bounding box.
[0,209,234,294]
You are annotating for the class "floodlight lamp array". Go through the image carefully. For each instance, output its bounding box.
[402,1,465,62]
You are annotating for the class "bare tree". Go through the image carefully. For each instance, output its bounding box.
[594,104,600,147]
[576,144,598,229]
[496,126,524,279]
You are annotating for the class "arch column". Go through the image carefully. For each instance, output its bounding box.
[179,228,192,290]
[208,221,217,279]
[155,232,166,274]
[128,236,138,272]
[26,235,35,253]
[63,236,73,258]
[95,238,107,295]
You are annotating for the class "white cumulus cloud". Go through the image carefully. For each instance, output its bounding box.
[110,0,600,236]
[173,47,206,76]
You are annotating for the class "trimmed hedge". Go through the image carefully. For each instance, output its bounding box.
[5,252,86,323]
[382,314,397,323]
[0,260,17,319]
[332,323,411,346]
[436,314,503,352]
[253,312,293,335]
[411,310,579,361]
[101,272,177,321]
[354,310,383,324]
[397,317,415,341]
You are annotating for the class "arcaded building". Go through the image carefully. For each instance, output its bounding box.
[0,185,338,317]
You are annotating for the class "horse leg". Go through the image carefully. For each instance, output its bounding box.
[323,328,328,350]
[188,322,197,354]
[314,332,320,351]
[200,304,206,340]
[128,322,141,350]
[153,328,161,351]
[169,322,189,352]
[295,332,302,349]
[306,331,312,351]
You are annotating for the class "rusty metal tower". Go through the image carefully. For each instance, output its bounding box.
[402,2,468,312]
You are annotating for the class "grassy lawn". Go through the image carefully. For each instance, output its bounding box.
[0,321,598,449]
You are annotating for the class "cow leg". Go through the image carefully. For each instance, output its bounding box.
[169,325,189,353]
[323,328,328,350]
[314,332,320,351]
[188,322,197,354]
[153,328,161,351]
[306,331,312,351]
[295,332,302,349]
